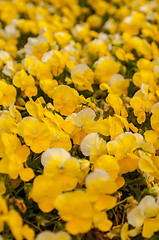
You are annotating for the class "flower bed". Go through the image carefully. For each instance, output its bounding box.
[0,0,159,239]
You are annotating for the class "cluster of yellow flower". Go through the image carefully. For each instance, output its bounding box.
[0,0,159,239]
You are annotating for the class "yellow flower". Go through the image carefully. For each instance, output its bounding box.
[41,148,80,191]
[94,155,120,181]
[107,132,142,174]
[109,74,130,96]
[39,78,58,98]
[132,37,152,59]
[42,50,68,76]
[80,132,102,156]
[144,130,159,150]
[133,70,156,94]
[4,209,23,240]
[52,85,80,116]
[0,132,31,180]
[85,37,110,59]
[121,223,141,240]
[97,115,129,140]
[71,64,94,92]
[151,102,159,133]
[0,80,16,107]
[106,93,126,116]
[87,14,102,29]
[13,69,37,97]
[139,153,159,181]
[22,225,35,240]
[115,48,134,62]
[25,97,46,121]
[72,23,90,42]
[61,113,77,135]
[71,108,97,145]
[28,60,51,80]
[93,210,112,232]
[24,35,49,59]
[120,12,146,36]
[36,231,71,240]
[19,117,50,153]
[55,191,93,235]
[127,195,159,238]
[85,169,118,211]
[94,56,120,84]
[30,175,62,212]
[0,105,22,134]
[49,128,72,151]
[54,31,71,47]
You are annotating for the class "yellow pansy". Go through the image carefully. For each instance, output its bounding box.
[93,210,112,232]
[85,169,118,211]
[42,148,80,191]
[85,37,110,59]
[42,50,68,76]
[28,61,51,80]
[0,204,34,240]
[0,105,21,134]
[132,37,152,59]
[94,155,120,180]
[71,108,97,145]
[94,56,120,84]
[97,115,129,140]
[13,69,37,97]
[139,153,159,181]
[127,195,159,238]
[49,128,72,151]
[144,130,159,150]
[54,31,71,47]
[24,35,49,59]
[61,113,77,135]
[120,12,146,36]
[107,132,143,174]
[52,85,80,116]
[25,97,47,121]
[55,191,93,235]
[39,78,58,98]
[151,102,159,134]
[0,132,31,180]
[36,231,71,240]
[18,117,50,153]
[106,93,127,116]
[133,68,156,94]
[80,132,102,156]
[30,175,62,212]
[71,64,94,92]
[0,80,16,107]
[121,223,141,240]
[115,48,134,62]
